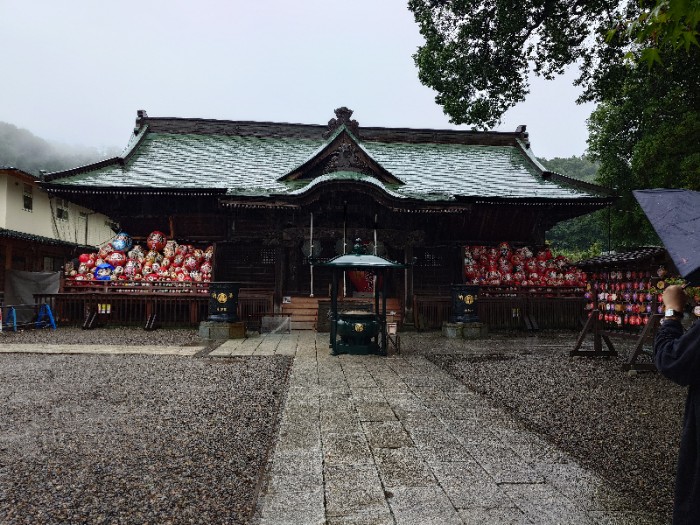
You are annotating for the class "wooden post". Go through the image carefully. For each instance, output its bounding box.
[404,245,414,327]
[570,310,618,357]
[330,268,338,353]
[310,212,314,298]
[5,243,12,270]
[622,314,662,372]
[343,205,347,298]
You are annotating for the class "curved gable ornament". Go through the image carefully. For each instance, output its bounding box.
[279,108,404,187]
[323,137,372,175]
[323,106,360,139]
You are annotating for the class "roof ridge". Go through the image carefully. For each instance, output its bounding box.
[133,112,529,146]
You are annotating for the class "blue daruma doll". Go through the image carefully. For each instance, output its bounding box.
[112,232,133,252]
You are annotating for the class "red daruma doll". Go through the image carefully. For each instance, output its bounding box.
[147,231,167,252]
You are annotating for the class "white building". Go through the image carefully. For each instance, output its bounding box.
[0,166,114,296]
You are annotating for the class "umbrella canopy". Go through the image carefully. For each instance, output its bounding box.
[317,252,405,270]
[314,241,406,270]
[634,189,700,285]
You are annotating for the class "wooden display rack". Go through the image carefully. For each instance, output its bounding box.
[621,314,661,372]
[571,310,662,372]
[570,310,618,357]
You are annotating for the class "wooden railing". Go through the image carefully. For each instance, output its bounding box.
[238,289,275,332]
[34,292,208,327]
[413,286,586,331]
[34,282,275,328]
[61,280,210,294]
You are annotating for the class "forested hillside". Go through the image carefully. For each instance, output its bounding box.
[539,156,608,260]
[0,122,119,176]
[539,156,598,183]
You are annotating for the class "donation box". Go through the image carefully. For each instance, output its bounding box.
[450,285,479,323]
[208,282,240,322]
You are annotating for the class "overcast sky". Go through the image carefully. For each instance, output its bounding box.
[2,0,595,160]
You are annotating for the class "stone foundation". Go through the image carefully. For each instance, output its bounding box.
[462,322,488,339]
[442,321,488,339]
[198,321,246,340]
[442,322,464,338]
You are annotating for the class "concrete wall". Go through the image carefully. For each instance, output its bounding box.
[0,173,8,228]
[1,171,115,248]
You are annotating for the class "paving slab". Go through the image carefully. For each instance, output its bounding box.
[254,332,660,525]
[324,464,390,518]
[211,336,261,356]
[372,447,435,488]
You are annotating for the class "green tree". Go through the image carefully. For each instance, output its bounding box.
[408,0,631,127]
[587,46,700,247]
[623,0,700,65]
[539,155,599,183]
[408,0,698,126]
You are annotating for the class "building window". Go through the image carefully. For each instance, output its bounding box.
[79,211,89,221]
[419,250,444,267]
[12,255,26,271]
[43,256,65,271]
[55,199,69,221]
[261,248,277,265]
[23,184,33,211]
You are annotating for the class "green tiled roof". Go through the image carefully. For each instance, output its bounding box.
[0,227,94,250]
[45,114,609,203]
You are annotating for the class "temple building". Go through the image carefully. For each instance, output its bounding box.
[42,108,612,326]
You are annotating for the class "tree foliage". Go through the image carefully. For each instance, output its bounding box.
[408,0,699,126]
[622,0,700,66]
[408,0,630,127]
[587,45,700,247]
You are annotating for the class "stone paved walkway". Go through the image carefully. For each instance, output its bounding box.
[212,333,661,525]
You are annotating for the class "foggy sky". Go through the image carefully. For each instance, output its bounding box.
[1,0,595,160]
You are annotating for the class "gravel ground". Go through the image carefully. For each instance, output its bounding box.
[1,327,685,523]
[0,326,206,347]
[402,331,684,523]
[0,349,292,524]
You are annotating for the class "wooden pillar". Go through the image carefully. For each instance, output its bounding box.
[330,269,338,352]
[5,243,13,270]
[274,245,284,312]
[404,245,414,326]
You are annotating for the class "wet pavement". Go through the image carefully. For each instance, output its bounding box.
[211,333,660,525]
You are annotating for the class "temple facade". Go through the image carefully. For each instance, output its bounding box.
[42,108,612,323]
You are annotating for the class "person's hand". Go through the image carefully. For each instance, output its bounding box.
[663,285,688,312]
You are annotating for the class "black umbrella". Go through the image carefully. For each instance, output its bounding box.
[634,189,700,285]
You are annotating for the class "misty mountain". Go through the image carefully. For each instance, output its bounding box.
[0,121,120,176]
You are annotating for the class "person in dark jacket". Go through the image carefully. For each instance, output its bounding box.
[654,284,700,524]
